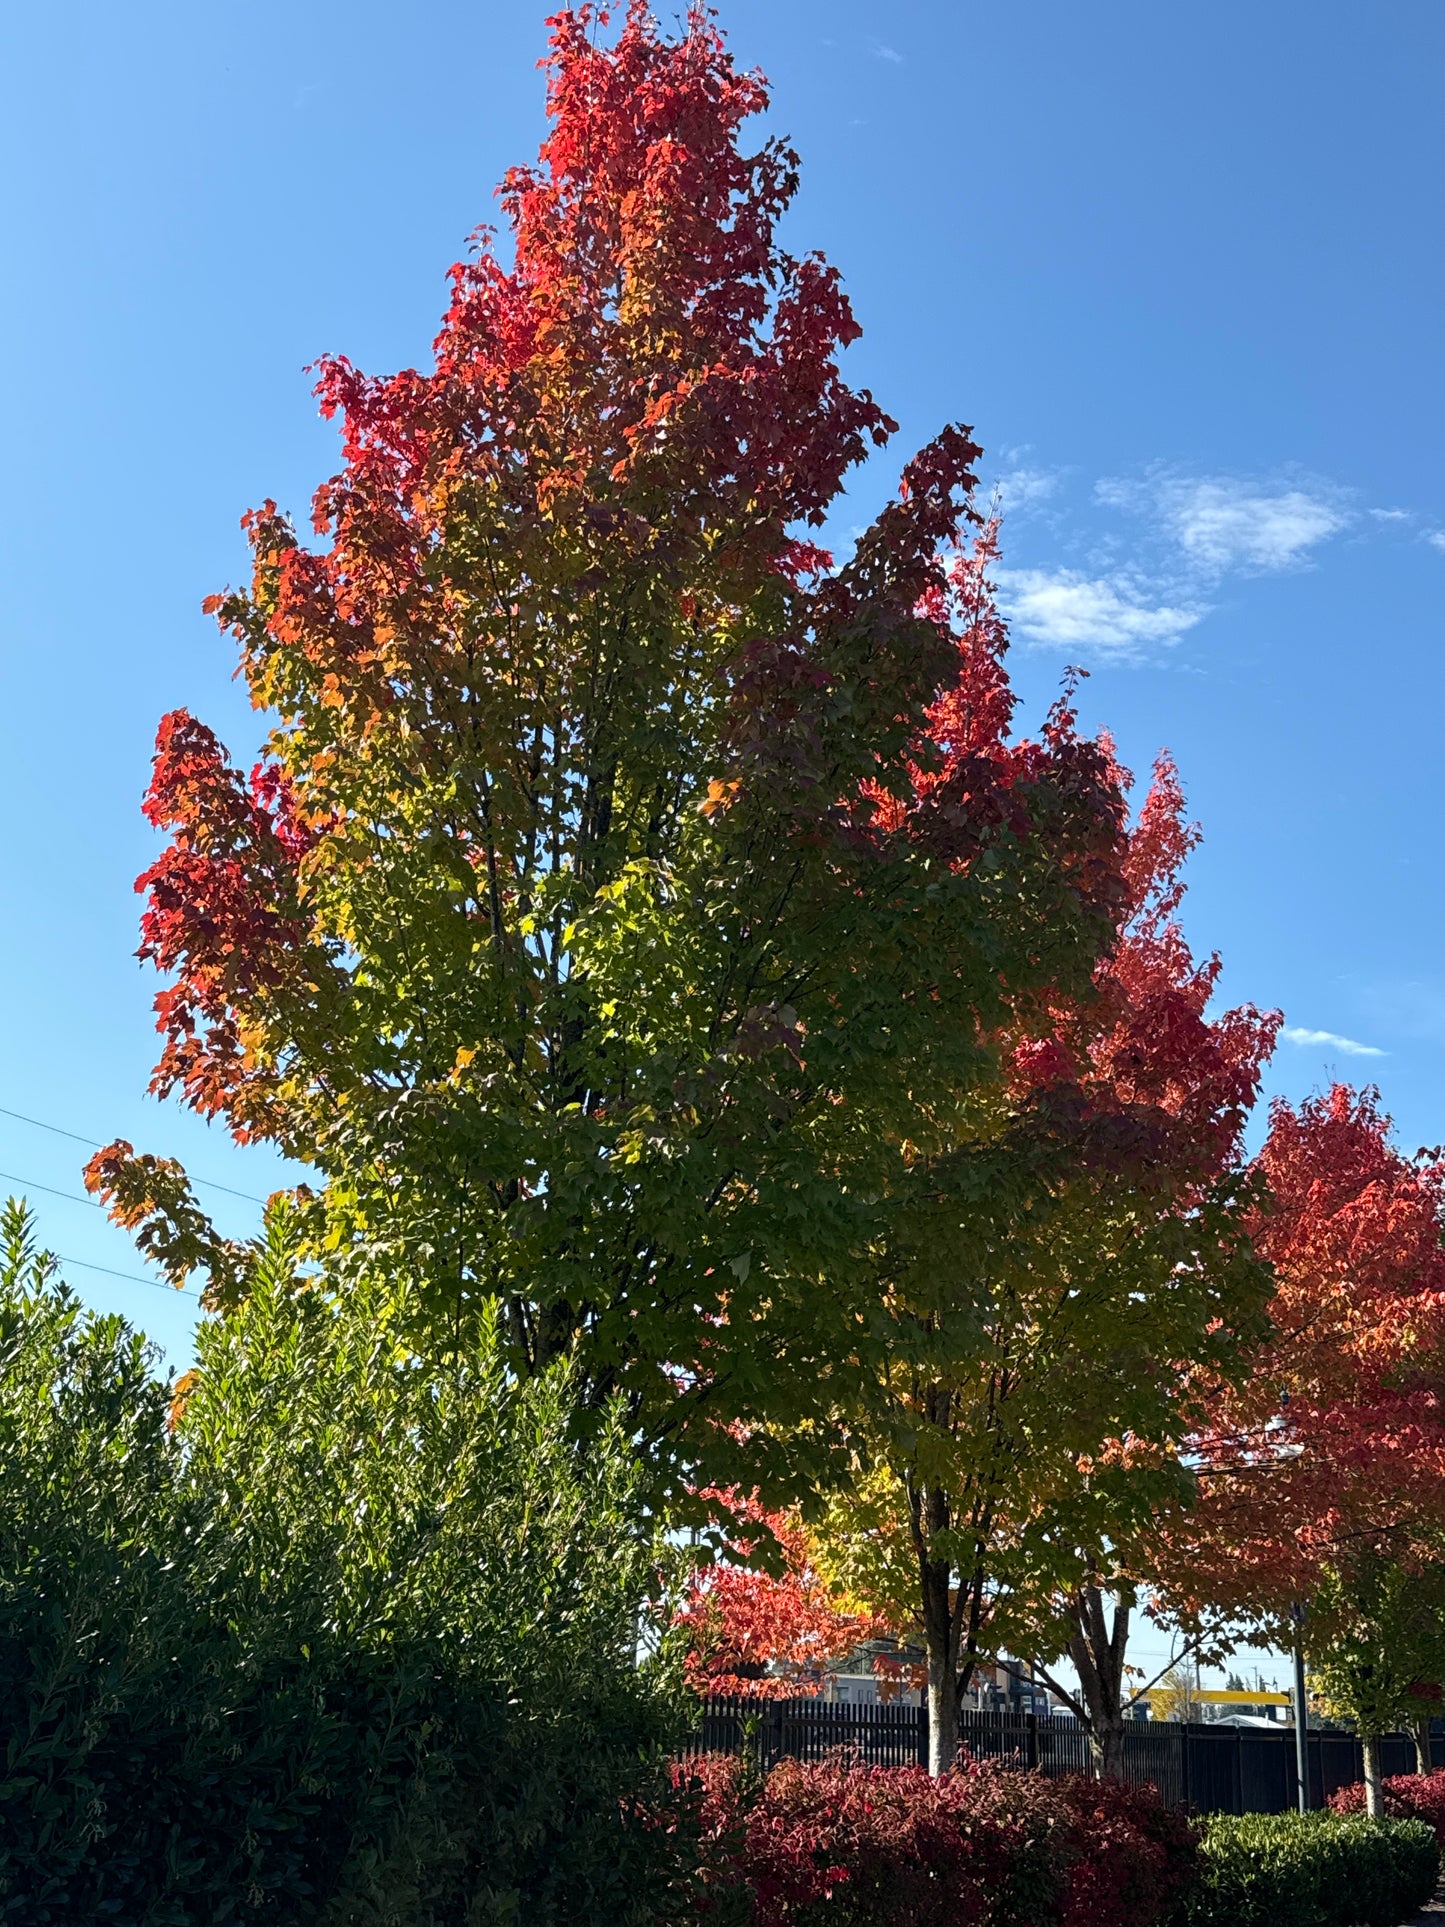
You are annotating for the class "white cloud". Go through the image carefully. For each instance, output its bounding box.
[1426,531,1445,553]
[1097,474,1347,574]
[873,41,903,62]
[1280,1025,1386,1059]
[1370,507,1411,523]
[1177,484,1344,570]
[994,467,1061,514]
[995,568,1204,654]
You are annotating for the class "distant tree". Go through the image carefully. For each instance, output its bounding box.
[1164,1087,1445,1811]
[1150,1663,1200,1726]
[1310,1552,1445,1808]
[674,1494,882,1699]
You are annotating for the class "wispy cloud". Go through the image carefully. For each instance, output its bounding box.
[872,41,904,63]
[1176,483,1344,571]
[988,461,1389,665]
[1281,1025,1386,1059]
[1426,531,1445,554]
[1097,473,1347,575]
[995,568,1203,655]
[994,467,1061,514]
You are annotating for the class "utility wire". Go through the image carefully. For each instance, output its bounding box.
[0,1104,268,1205]
[0,1170,200,1298]
[0,1169,102,1211]
[55,1253,200,1299]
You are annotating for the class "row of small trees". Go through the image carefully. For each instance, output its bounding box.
[77,2,1445,1809]
[680,1083,1445,1794]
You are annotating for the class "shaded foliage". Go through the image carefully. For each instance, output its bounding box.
[1178,1811,1438,1927]
[0,1201,694,1925]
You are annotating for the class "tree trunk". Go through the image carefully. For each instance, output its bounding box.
[927,1643,960,1777]
[915,1481,961,1777]
[1362,1733,1385,1817]
[1066,1586,1132,1779]
[1092,1710,1127,1779]
[1410,1711,1435,1776]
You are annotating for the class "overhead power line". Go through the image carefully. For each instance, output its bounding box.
[55,1253,199,1299]
[0,1104,268,1205]
[0,1170,200,1299]
[0,1169,102,1211]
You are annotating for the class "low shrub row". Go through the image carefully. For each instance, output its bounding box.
[1184,1810,1438,1927]
[1329,1768,1445,1844]
[675,1756,1442,1927]
[678,1755,1197,1927]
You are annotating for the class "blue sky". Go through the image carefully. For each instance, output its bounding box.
[1,0,1441,1386]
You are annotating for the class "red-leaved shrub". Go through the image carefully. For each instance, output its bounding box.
[1057,1775,1200,1927]
[1329,1768,1445,1844]
[674,1755,1199,1927]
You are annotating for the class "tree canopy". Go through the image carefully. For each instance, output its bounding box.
[72,3,1445,1800]
[90,3,1127,1511]
[808,749,1277,1771]
[1170,1086,1445,1622]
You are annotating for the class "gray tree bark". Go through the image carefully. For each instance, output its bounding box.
[915,1481,963,1777]
[1065,1586,1132,1779]
[926,1643,960,1777]
[1019,1585,1144,1777]
[1362,1733,1385,1818]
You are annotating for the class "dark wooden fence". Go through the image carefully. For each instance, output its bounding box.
[684,1698,1441,1815]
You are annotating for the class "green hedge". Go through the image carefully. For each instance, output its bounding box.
[1177,1811,1439,1927]
[0,1208,700,1925]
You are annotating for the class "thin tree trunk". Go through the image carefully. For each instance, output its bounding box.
[1410,1711,1435,1776]
[1362,1733,1385,1818]
[1094,1711,1127,1778]
[927,1642,960,1777]
[1066,1586,1132,1779]
[914,1479,962,1776]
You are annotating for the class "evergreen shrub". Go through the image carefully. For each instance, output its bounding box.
[1178,1810,1438,1927]
[0,1204,697,1926]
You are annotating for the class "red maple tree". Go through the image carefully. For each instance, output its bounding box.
[997,748,1279,1772]
[822,719,1279,1772]
[88,1,1130,1504]
[1005,745,1276,1180]
[676,1493,884,1699]
[1173,1085,1445,1615]
[124,0,898,1143]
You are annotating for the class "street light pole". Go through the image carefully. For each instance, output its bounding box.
[1291,1601,1310,1813]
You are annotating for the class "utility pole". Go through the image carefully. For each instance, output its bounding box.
[1291,1601,1310,1813]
